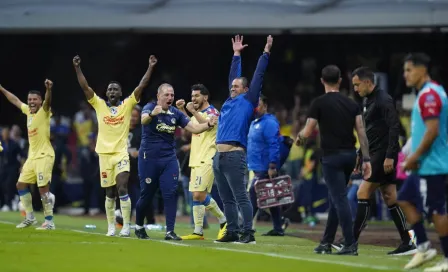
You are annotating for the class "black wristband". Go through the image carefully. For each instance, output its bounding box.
[363,158,371,162]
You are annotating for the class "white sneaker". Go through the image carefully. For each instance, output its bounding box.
[16,217,37,228]
[106,224,116,236]
[1,205,10,212]
[404,249,438,269]
[424,260,448,272]
[119,225,130,238]
[36,221,56,230]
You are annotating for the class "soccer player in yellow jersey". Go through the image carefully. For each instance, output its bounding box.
[73,54,157,237]
[176,84,227,240]
[0,80,56,230]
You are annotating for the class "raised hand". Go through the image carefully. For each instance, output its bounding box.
[264,35,273,53]
[186,102,195,113]
[232,35,248,54]
[73,55,81,67]
[151,105,163,116]
[176,99,185,109]
[45,79,53,90]
[149,55,158,66]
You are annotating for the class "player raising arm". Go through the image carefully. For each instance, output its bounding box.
[73,54,157,237]
[0,80,56,230]
[134,83,217,240]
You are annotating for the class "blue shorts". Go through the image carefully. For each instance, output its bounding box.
[398,173,447,217]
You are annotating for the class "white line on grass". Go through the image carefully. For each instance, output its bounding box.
[0,220,400,271]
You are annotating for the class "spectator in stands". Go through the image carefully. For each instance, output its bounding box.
[10,125,27,154]
[298,139,320,226]
[82,132,101,215]
[50,131,72,212]
[0,126,25,211]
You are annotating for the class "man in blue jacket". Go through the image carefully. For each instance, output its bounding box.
[247,95,291,236]
[213,35,273,244]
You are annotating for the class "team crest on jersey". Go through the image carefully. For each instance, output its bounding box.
[145,178,152,184]
[27,116,33,127]
[171,118,176,124]
[255,124,260,129]
[110,107,118,116]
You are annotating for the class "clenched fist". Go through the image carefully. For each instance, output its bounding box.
[186,102,195,113]
[149,55,158,66]
[176,99,185,109]
[73,55,81,67]
[45,79,53,89]
[151,105,163,116]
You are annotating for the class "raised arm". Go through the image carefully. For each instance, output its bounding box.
[134,55,157,102]
[42,79,53,112]
[73,55,95,100]
[228,35,246,90]
[186,102,209,124]
[246,35,273,106]
[0,84,24,110]
[175,99,190,118]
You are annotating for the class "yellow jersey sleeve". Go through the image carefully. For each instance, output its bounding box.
[21,103,30,115]
[87,93,102,110]
[124,92,139,109]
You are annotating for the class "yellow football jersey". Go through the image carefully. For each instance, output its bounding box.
[189,106,219,167]
[88,92,138,154]
[21,104,55,159]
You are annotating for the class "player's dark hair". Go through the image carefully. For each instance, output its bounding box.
[191,84,210,97]
[108,81,122,90]
[236,77,249,88]
[404,53,431,70]
[352,66,375,83]
[28,90,42,99]
[321,65,341,85]
[260,94,269,106]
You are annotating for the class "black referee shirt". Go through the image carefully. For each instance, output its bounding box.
[362,87,400,158]
[308,92,361,155]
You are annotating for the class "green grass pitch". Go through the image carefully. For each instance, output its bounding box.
[0,212,443,272]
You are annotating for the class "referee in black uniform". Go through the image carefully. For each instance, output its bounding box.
[348,67,416,255]
[296,65,371,255]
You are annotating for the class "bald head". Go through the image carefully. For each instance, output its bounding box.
[158,83,173,94]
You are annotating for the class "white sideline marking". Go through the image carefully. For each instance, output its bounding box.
[0,220,399,271]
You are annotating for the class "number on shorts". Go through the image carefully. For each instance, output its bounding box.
[38,172,43,181]
[419,178,428,213]
[117,160,128,170]
[195,176,202,186]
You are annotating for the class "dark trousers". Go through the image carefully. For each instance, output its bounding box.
[249,172,282,231]
[213,150,253,234]
[136,157,179,232]
[321,150,357,245]
[0,168,19,208]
